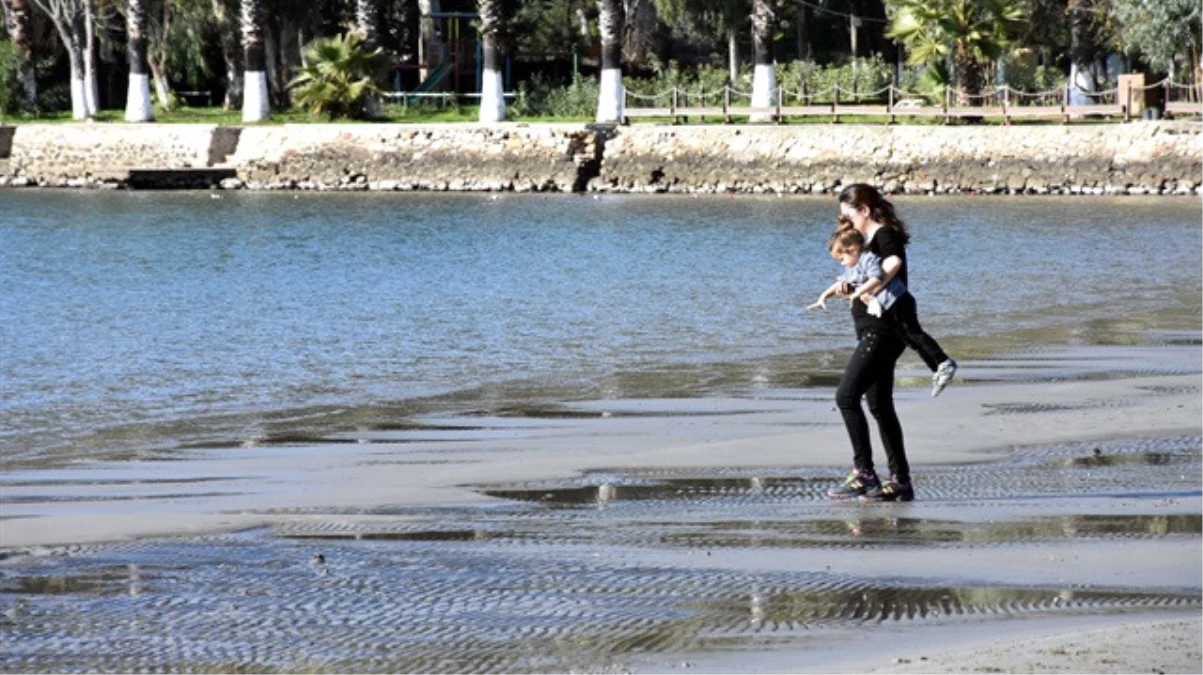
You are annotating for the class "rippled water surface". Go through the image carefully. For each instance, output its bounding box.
[1,191,1199,466]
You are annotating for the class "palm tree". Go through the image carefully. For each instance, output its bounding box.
[124,0,152,121]
[595,0,623,122]
[241,0,269,121]
[887,0,1026,105]
[750,0,776,120]
[477,0,505,122]
[289,32,385,119]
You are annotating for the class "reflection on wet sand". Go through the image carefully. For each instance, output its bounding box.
[1,435,1199,673]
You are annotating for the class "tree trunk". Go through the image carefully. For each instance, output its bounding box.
[83,0,98,115]
[725,0,739,84]
[417,0,438,82]
[146,0,174,109]
[241,0,269,121]
[595,0,623,123]
[477,0,505,122]
[796,0,810,63]
[954,41,981,106]
[31,0,91,119]
[727,25,738,84]
[124,0,153,121]
[358,0,382,118]
[750,0,776,121]
[6,0,37,104]
[1067,0,1095,106]
[213,0,241,110]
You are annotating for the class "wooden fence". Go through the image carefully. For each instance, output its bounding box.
[622,78,1203,124]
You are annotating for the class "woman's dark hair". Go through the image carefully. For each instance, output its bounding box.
[837,184,910,244]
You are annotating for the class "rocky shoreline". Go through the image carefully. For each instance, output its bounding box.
[1,120,1199,195]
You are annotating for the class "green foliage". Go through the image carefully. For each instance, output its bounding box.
[0,41,24,116]
[778,56,895,100]
[288,32,387,119]
[1110,0,1201,76]
[511,71,599,118]
[888,0,1027,93]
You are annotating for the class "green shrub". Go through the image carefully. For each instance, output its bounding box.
[512,71,598,118]
[288,32,386,119]
[0,41,26,116]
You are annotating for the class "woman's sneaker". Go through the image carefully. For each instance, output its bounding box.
[827,470,880,499]
[860,478,914,502]
[932,359,957,397]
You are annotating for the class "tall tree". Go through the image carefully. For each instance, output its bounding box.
[124,0,153,120]
[1067,0,1100,103]
[4,0,37,104]
[30,0,97,118]
[1111,0,1201,82]
[887,0,1026,104]
[652,0,746,84]
[595,0,623,122]
[417,0,437,82]
[241,0,268,121]
[357,0,381,117]
[214,0,241,110]
[477,0,505,121]
[750,0,775,119]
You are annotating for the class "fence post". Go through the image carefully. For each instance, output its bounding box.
[943,86,950,124]
[1062,84,1070,124]
[1163,79,1172,120]
[776,85,783,123]
[1002,86,1010,125]
[698,86,704,124]
[672,87,679,124]
[724,85,731,124]
[1123,80,1131,122]
[888,84,895,125]
[833,86,840,123]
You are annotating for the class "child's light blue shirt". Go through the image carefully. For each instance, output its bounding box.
[839,251,907,311]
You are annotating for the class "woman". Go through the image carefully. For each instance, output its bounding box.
[825,184,954,502]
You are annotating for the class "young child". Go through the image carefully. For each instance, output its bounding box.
[810,218,954,397]
[808,220,904,319]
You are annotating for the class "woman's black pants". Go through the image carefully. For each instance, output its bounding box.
[835,326,910,483]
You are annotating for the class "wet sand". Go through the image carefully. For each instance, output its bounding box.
[1,343,1200,673]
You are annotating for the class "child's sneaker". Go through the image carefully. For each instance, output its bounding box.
[860,478,915,502]
[826,470,880,499]
[932,359,957,397]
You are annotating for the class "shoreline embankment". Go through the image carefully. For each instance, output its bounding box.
[0,120,1199,195]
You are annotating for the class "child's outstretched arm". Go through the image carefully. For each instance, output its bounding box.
[807,281,842,310]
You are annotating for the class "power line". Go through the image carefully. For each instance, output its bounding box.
[794,0,891,24]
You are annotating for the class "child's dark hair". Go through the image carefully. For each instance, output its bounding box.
[837,183,911,244]
[828,218,864,251]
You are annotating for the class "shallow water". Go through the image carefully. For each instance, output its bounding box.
[1,434,1199,673]
[1,192,1200,467]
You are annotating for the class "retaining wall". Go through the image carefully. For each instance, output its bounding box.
[0,121,1198,195]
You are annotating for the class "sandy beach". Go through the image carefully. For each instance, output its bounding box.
[2,342,1201,673]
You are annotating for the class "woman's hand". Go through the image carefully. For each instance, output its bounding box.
[807,298,827,310]
[834,281,853,297]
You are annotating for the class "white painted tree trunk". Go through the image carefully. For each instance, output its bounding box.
[479,68,506,122]
[597,68,623,123]
[83,0,98,116]
[125,73,154,121]
[750,63,776,122]
[243,70,270,122]
[70,72,89,120]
